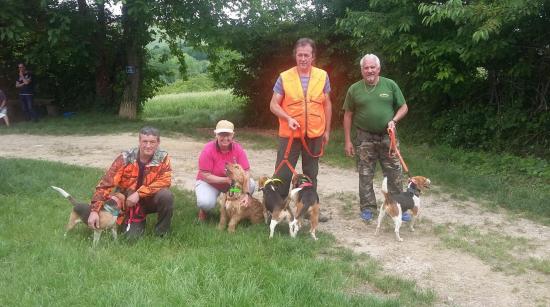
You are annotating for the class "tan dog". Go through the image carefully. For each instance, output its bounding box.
[288,173,320,240]
[375,176,431,241]
[51,186,124,246]
[258,176,295,238]
[218,163,265,232]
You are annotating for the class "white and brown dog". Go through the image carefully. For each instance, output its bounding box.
[258,176,295,239]
[375,176,431,242]
[51,186,123,246]
[288,173,320,240]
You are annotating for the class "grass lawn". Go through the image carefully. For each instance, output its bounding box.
[0,158,435,306]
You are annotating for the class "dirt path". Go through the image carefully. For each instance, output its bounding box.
[2,133,549,306]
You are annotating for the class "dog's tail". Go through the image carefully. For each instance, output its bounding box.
[51,186,79,206]
[381,177,390,199]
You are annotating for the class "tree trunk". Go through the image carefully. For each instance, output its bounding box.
[119,45,140,119]
[118,2,141,119]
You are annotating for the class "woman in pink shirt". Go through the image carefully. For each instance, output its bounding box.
[195,120,256,221]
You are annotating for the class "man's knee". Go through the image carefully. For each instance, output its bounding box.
[248,178,257,194]
[196,194,217,211]
[155,189,174,209]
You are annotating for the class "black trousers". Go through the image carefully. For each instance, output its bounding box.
[274,136,322,199]
[124,189,174,238]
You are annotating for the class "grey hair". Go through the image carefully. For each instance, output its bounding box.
[293,37,316,57]
[139,126,160,140]
[359,54,380,68]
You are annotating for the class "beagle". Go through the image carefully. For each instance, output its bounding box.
[51,186,123,247]
[259,176,295,239]
[289,173,320,240]
[375,176,431,242]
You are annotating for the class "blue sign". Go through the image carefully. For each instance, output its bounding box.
[126,66,136,74]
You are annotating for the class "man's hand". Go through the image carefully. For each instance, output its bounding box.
[126,191,140,208]
[323,131,330,146]
[88,211,100,229]
[344,140,355,157]
[287,117,300,130]
[388,120,396,130]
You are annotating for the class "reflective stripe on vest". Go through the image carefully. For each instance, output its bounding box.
[279,67,327,138]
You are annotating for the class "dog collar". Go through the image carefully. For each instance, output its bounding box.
[103,202,120,217]
[263,178,282,187]
[298,182,313,188]
[229,187,241,193]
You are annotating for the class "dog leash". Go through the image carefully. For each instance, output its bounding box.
[273,129,324,177]
[126,203,146,232]
[387,126,410,176]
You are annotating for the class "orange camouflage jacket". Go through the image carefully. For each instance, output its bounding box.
[90,148,172,212]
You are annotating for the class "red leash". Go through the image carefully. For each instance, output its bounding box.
[125,203,146,232]
[387,126,409,175]
[273,129,324,177]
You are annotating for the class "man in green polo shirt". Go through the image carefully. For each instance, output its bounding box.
[343,54,409,222]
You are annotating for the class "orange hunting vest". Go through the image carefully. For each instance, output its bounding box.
[279,66,327,138]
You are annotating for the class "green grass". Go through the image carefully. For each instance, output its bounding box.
[144,90,246,124]
[0,91,246,137]
[2,89,549,225]
[433,224,549,275]
[0,158,435,306]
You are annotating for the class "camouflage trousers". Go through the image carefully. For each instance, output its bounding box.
[355,129,403,212]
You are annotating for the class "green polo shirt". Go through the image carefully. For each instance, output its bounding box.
[343,77,406,133]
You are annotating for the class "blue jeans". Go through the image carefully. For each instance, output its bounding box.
[20,94,37,121]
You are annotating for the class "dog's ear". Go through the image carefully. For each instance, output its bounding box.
[412,176,430,190]
[258,176,268,188]
[291,174,298,187]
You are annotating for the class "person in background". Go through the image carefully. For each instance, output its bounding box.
[15,63,38,122]
[0,89,10,127]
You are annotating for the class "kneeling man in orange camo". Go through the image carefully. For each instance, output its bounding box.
[85,126,174,239]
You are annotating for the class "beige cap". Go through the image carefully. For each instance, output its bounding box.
[214,120,234,134]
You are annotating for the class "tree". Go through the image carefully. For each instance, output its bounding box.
[118,0,151,119]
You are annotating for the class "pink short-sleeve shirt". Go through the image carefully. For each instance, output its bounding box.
[196,140,250,191]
